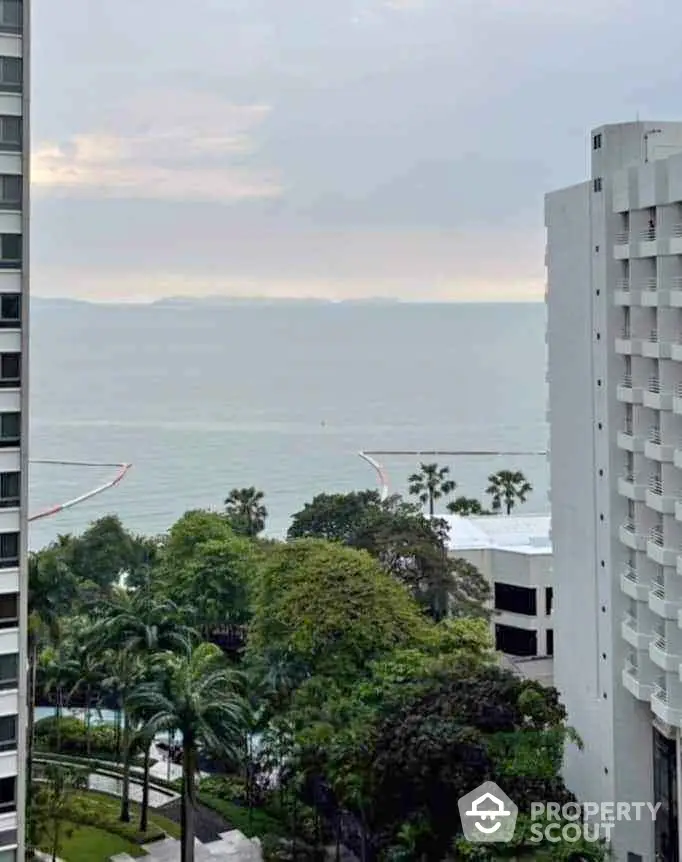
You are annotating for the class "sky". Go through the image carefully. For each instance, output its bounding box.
[29,0,682,302]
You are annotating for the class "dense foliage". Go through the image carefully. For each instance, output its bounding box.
[27,477,600,862]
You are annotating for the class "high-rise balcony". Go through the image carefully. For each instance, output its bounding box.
[646,478,676,516]
[622,657,655,701]
[643,377,674,411]
[615,328,642,355]
[621,611,653,650]
[619,519,646,550]
[645,427,675,462]
[647,524,677,565]
[618,473,646,502]
[615,231,630,245]
[642,329,672,359]
[671,276,682,308]
[614,278,637,306]
[617,374,644,405]
[651,683,682,726]
[617,423,645,453]
[673,383,682,416]
[620,563,650,601]
[640,279,671,307]
[672,332,682,362]
[649,633,681,672]
[649,578,682,620]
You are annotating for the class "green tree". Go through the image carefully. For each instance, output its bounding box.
[408,462,456,516]
[225,486,268,537]
[486,469,533,515]
[31,763,88,862]
[249,539,432,682]
[446,496,489,516]
[129,642,250,862]
[69,515,139,592]
[288,490,385,543]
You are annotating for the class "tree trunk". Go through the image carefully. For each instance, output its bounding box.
[140,740,151,833]
[119,710,131,823]
[55,688,63,753]
[181,733,196,862]
[114,699,122,765]
[85,685,92,757]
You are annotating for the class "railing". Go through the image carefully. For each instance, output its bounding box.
[622,374,633,388]
[639,228,656,241]
[616,277,630,291]
[622,519,636,533]
[620,327,632,339]
[676,381,682,398]
[615,231,629,245]
[672,224,682,238]
[648,329,659,343]
[649,525,665,546]
[652,580,666,600]
[653,633,668,652]
[672,276,682,290]
[623,563,638,583]
[650,427,662,444]
[653,683,669,704]
[648,377,662,393]
[648,476,663,495]
[644,278,658,292]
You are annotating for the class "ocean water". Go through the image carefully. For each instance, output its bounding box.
[28,300,548,551]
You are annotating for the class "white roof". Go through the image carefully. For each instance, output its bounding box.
[439,513,552,556]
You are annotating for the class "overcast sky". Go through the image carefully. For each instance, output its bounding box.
[29,0,682,301]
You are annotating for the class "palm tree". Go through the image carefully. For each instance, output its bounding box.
[408,463,456,516]
[224,487,267,536]
[129,642,251,862]
[485,469,533,515]
[446,496,488,516]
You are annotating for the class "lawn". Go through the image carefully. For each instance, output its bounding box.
[39,822,145,861]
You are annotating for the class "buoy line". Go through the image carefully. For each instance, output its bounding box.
[28,459,132,522]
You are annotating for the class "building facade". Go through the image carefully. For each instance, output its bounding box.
[0,0,28,859]
[546,122,682,861]
[442,514,553,665]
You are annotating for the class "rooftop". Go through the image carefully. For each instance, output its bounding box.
[439,513,552,556]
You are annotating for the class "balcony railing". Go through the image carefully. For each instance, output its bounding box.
[622,374,633,389]
[648,329,659,343]
[676,382,682,399]
[652,581,666,600]
[621,327,632,339]
[644,278,658,292]
[623,563,639,584]
[615,232,630,245]
[616,277,630,291]
[649,476,664,496]
[623,611,638,631]
[650,427,662,444]
[672,224,682,238]
[650,525,665,546]
[673,277,682,291]
[640,228,656,241]
[649,377,662,393]
[623,519,636,534]
[653,683,669,704]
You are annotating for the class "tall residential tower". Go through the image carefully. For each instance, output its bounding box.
[0,0,29,859]
[546,122,682,861]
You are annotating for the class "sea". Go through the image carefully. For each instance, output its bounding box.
[28,300,548,551]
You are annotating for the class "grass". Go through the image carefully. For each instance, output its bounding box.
[39,821,146,861]
[70,789,182,840]
[198,792,287,839]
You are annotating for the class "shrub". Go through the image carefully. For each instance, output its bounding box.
[35,716,119,758]
[199,774,248,805]
[63,792,165,845]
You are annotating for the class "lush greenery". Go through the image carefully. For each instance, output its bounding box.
[27,478,600,862]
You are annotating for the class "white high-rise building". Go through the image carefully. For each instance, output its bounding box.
[546,122,682,861]
[0,0,29,859]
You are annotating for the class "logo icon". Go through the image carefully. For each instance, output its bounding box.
[458,781,518,843]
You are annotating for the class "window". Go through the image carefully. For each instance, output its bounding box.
[593,133,602,150]
[0,654,16,691]
[0,849,16,862]
[0,234,20,266]
[0,413,19,447]
[0,58,21,90]
[0,715,15,751]
[495,624,537,657]
[545,587,553,616]
[0,295,19,327]
[0,777,14,813]
[593,177,603,192]
[546,629,554,656]
[494,583,537,616]
[0,117,20,149]
[0,1,21,33]
[0,594,16,629]
[0,533,18,567]
[0,175,21,209]
[0,354,19,387]
[0,473,18,508]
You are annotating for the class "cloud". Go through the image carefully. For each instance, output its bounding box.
[32,92,282,203]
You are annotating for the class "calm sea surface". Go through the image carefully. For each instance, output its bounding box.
[28,301,548,550]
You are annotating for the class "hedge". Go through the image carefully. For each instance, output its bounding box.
[35,716,120,758]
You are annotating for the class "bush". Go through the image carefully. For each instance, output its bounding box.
[35,716,119,758]
[63,792,166,845]
[199,774,248,805]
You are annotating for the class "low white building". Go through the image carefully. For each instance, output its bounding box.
[441,514,553,675]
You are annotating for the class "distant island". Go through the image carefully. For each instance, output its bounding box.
[32,295,404,308]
